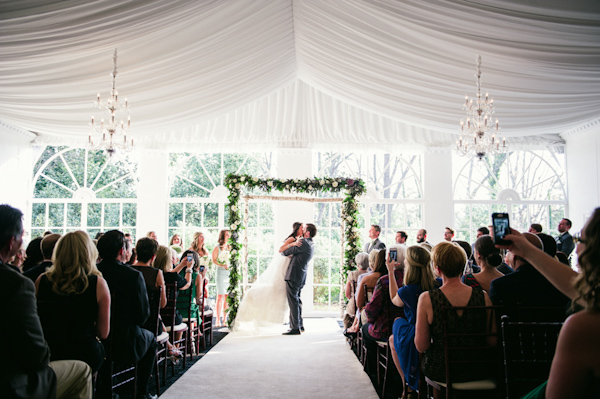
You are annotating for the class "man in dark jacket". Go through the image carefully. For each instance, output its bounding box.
[0,204,91,398]
[97,230,157,399]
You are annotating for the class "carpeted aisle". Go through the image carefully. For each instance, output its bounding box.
[160,318,378,399]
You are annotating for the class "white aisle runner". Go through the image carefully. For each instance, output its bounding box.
[160,318,379,399]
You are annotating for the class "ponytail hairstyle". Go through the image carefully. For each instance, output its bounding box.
[474,235,502,268]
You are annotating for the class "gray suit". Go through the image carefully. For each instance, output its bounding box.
[364,238,386,253]
[282,238,314,330]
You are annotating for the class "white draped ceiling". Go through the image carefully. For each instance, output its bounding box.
[1,0,599,151]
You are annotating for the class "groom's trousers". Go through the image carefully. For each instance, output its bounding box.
[286,279,303,330]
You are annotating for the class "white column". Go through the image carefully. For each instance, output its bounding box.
[136,151,169,244]
[422,149,454,245]
[275,149,314,313]
[564,121,600,232]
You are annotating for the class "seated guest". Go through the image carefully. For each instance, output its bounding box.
[499,209,600,398]
[343,252,369,329]
[35,231,110,372]
[489,232,570,317]
[415,241,495,384]
[555,251,570,265]
[463,235,504,293]
[345,249,386,335]
[97,230,158,399]
[8,244,25,271]
[177,250,210,327]
[24,233,61,282]
[0,204,92,398]
[22,236,43,272]
[132,237,167,311]
[362,247,406,377]
[388,245,437,398]
[529,223,543,234]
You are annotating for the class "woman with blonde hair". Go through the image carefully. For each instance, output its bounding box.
[388,245,437,398]
[35,231,110,372]
[213,229,231,327]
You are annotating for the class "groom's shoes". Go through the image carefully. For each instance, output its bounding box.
[283,328,301,335]
[300,327,305,332]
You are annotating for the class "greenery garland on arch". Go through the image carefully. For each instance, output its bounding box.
[224,174,366,326]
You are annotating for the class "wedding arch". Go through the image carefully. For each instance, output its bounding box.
[224,174,366,325]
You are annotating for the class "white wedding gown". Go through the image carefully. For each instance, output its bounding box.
[233,253,290,332]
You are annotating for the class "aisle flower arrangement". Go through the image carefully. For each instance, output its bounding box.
[224,174,366,326]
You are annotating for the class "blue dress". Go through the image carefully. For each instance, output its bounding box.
[392,284,423,391]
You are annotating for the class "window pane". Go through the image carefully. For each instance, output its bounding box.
[104,203,120,227]
[313,258,329,284]
[48,203,64,227]
[122,203,137,226]
[204,203,218,227]
[67,203,81,227]
[313,286,329,310]
[169,203,183,227]
[32,203,46,227]
[185,203,202,226]
[87,203,101,227]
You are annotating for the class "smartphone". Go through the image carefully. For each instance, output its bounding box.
[389,248,397,262]
[187,254,193,263]
[199,265,205,272]
[492,212,511,245]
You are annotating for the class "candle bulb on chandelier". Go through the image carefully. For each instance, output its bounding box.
[91,116,94,126]
[125,98,128,108]
[97,93,100,103]
[496,119,499,129]
[503,137,506,147]
[127,116,130,128]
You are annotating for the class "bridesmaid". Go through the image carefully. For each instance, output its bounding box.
[212,230,231,327]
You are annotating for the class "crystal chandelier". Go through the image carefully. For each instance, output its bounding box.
[456,55,506,160]
[89,49,133,156]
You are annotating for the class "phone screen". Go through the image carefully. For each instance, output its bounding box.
[187,254,193,263]
[492,213,511,245]
[199,265,205,272]
[389,248,397,262]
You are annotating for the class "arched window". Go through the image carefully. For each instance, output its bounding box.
[453,148,566,242]
[31,146,138,239]
[314,151,424,310]
[168,152,274,294]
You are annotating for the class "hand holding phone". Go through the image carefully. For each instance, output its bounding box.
[187,254,193,263]
[492,212,511,245]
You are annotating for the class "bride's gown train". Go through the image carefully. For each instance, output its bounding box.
[233,253,290,332]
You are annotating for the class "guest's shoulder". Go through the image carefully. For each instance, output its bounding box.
[0,262,34,293]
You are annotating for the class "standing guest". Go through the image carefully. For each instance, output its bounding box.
[463,235,503,293]
[97,230,158,399]
[415,242,495,384]
[124,232,133,242]
[213,229,231,327]
[22,236,44,272]
[364,224,386,253]
[499,209,600,398]
[416,229,428,244]
[170,234,182,247]
[0,204,92,398]
[343,252,369,329]
[177,249,209,325]
[147,231,158,242]
[555,218,575,258]
[476,226,490,239]
[388,245,437,398]
[443,227,455,242]
[24,233,61,282]
[529,223,543,234]
[35,231,110,372]
[154,245,191,291]
[396,231,408,245]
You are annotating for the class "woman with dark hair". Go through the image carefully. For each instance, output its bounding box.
[22,236,43,272]
[463,235,504,293]
[501,209,600,398]
[233,222,304,330]
[213,229,231,327]
[35,231,110,372]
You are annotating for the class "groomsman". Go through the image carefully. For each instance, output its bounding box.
[555,218,575,258]
[364,224,386,253]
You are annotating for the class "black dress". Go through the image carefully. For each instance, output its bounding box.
[37,274,105,372]
[131,265,162,332]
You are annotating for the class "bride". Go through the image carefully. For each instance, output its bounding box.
[233,222,304,331]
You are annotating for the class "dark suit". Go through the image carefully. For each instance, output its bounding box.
[97,259,156,395]
[23,260,52,283]
[489,263,569,320]
[282,238,314,330]
[0,262,57,398]
[555,232,575,257]
[364,238,385,253]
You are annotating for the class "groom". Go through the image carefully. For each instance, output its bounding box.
[282,223,317,335]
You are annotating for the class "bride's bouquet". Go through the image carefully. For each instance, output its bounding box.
[198,255,211,268]
[217,251,230,265]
